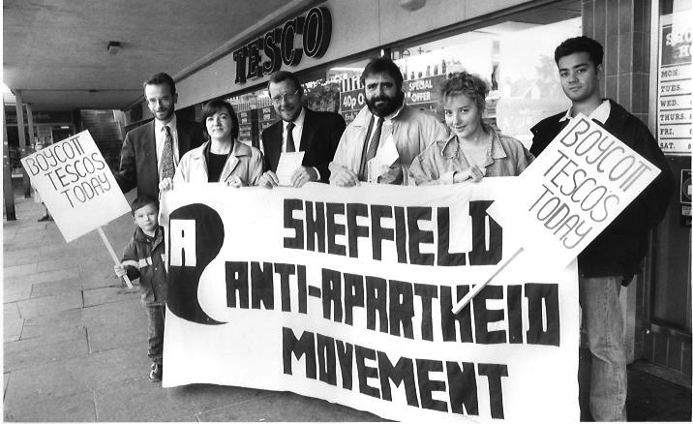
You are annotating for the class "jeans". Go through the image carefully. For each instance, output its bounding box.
[579,275,627,421]
[143,303,166,364]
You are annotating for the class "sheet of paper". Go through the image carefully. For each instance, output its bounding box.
[276,151,305,186]
[367,133,399,182]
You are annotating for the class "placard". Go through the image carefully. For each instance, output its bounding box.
[160,180,580,423]
[489,114,661,269]
[21,130,130,242]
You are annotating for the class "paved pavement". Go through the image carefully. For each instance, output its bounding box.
[3,189,691,422]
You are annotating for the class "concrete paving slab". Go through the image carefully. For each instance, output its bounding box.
[4,313,24,342]
[15,223,50,236]
[94,377,200,422]
[3,262,38,278]
[31,278,82,298]
[21,308,83,339]
[4,328,88,371]
[37,256,82,273]
[4,373,9,398]
[4,267,81,288]
[16,291,83,318]
[38,248,83,263]
[80,298,145,328]
[83,286,141,308]
[2,247,41,267]
[2,284,33,303]
[86,317,147,354]
[3,390,97,422]
[166,383,270,415]
[195,389,383,422]
[3,346,145,409]
[4,236,44,251]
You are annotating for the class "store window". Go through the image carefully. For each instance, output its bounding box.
[392,2,582,147]
[225,1,581,150]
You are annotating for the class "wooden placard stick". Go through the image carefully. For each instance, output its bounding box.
[97,227,133,289]
[451,247,522,314]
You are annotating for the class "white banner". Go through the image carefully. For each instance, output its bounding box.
[489,114,661,270]
[160,180,580,423]
[20,130,130,242]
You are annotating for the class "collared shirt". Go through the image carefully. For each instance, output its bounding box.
[154,115,180,168]
[282,107,305,152]
[368,103,405,151]
[330,103,449,185]
[560,99,611,125]
[409,128,534,185]
[282,107,322,180]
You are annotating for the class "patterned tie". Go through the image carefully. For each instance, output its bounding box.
[285,122,296,152]
[160,125,175,180]
[358,116,383,180]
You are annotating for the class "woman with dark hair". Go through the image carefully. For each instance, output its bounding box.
[159,99,263,189]
[409,72,533,185]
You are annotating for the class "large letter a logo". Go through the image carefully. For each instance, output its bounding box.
[167,203,226,325]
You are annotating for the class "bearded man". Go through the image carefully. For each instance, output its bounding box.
[329,57,447,186]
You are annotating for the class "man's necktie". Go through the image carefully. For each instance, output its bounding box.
[285,122,296,152]
[160,125,175,180]
[358,116,383,180]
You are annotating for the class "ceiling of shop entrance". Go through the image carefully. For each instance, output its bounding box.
[3,0,315,111]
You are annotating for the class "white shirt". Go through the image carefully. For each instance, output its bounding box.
[560,99,611,124]
[154,115,180,172]
[282,107,305,152]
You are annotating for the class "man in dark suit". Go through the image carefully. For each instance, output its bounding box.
[115,72,205,198]
[258,71,345,188]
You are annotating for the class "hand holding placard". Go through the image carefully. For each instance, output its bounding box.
[452,114,662,313]
[21,131,132,285]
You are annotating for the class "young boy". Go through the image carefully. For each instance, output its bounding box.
[114,196,168,382]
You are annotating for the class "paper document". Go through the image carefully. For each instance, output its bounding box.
[367,133,399,182]
[276,152,305,186]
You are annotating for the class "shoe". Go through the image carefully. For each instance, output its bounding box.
[149,362,162,382]
[37,215,51,222]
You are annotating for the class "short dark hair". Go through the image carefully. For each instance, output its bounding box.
[131,195,159,215]
[440,72,489,114]
[554,36,604,67]
[200,99,239,140]
[143,72,176,95]
[267,71,304,96]
[360,57,404,90]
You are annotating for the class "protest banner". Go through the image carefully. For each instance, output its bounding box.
[160,180,580,423]
[21,130,132,286]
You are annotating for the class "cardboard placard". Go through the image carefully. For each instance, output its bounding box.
[21,130,130,242]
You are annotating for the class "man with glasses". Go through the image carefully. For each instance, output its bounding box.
[258,71,346,188]
[115,72,205,198]
[329,57,447,186]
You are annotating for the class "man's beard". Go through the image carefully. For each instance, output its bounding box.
[366,91,404,117]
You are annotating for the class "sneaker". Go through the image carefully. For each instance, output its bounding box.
[37,215,52,222]
[149,362,162,382]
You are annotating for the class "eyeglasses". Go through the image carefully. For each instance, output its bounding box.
[270,90,299,105]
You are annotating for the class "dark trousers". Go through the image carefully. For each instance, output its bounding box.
[143,303,166,364]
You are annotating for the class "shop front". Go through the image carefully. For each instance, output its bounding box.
[126,0,690,376]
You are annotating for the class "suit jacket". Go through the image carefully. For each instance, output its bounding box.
[261,108,346,183]
[115,116,205,198]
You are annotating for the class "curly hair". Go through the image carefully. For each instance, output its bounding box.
[439,72,489,114]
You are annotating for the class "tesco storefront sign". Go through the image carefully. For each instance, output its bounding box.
[232,7,332,84]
